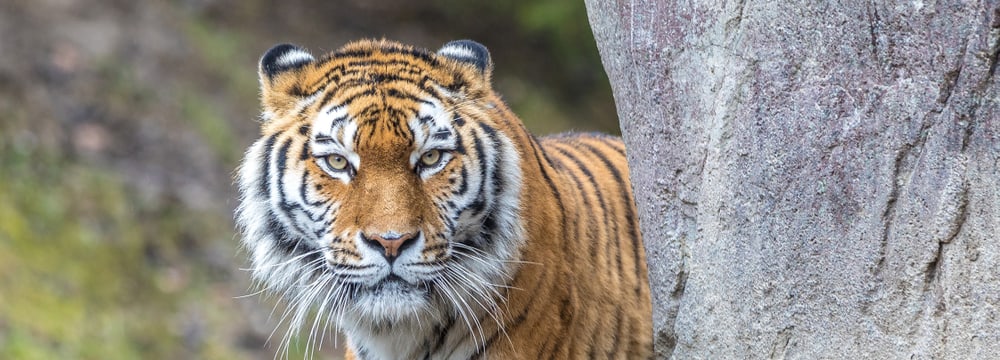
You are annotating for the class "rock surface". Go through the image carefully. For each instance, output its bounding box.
[585,0,1000,358]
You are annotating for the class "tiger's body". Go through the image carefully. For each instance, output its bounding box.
[236,39,652,359]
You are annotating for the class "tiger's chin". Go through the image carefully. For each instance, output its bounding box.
[347,276,436,325]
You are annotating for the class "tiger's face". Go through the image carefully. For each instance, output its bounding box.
[236,40,524,336]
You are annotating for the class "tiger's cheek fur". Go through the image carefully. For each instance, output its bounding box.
[301,165,355,260]
[236,134,326,295]
[415,159,464,259]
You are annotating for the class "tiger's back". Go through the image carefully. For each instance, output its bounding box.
[236,39,651,359]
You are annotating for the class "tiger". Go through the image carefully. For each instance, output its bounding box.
[235,39,652,359]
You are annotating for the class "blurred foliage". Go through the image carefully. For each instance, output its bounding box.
[0,137,241,359]
[0,0,617,358]
[428,0,617,134]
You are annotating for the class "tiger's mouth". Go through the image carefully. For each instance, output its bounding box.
[344,271,437,322]
[380,273,408,285]
[331,265,436,300]
[368,274,429,296]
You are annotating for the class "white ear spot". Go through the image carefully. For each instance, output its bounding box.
[437,40,491,73]
[260,43,315,78]
[437,45,477,60]
[276,50,314,68]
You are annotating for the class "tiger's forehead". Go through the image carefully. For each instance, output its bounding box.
[302,43,464,103]
[311,88,455,161]
[316,65,451,129]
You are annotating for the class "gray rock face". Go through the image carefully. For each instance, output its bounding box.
[584,0,1000,358]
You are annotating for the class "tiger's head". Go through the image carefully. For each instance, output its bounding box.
[236,40,525,344]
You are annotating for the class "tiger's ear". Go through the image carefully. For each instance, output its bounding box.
[258,43,315,118]
[437,40,493,83]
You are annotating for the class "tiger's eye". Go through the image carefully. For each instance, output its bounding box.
[327,155,349,170]
[420,150,442,167]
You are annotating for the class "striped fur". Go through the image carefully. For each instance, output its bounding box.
[235,39,652,359]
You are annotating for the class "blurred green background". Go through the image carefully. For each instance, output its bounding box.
[0,0,616,358]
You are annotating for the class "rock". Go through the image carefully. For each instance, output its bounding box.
[585,0,1000,358]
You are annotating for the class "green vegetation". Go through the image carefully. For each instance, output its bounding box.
[0,137,243,359]
[430,0,619,134]
[182,17,259,103]
[181,92,240,164]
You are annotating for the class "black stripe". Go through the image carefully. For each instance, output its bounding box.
[274,139,319,237]
[607,307,623,357]
[422,243,448,254]
[587,307,602,358]
[475,274,546,358]
[328,263,375,271]
[452,131,466,155]
[482,213,499,235]
[274,139,290,191]
[344,60,428,74]
[477,122,498,138]
[298,169,326,208]
[472,123,507,237]
[354,346,370,360]
[324,86,377,109]
[365,124,377,144]
[432,129,451,140]
[542,332,559,360]
[298,140,310,161]
[440,212,457,242]
[578,142,643,295]
[305,64,346,94]
[259,135,279,198]
[335,45,440,66]
[384,83,433,105]
[452,166,470,196]
[549,145,608,265]
[265,214,298,255]
[554,296,573,359]
[330,248,363,262]
[528,137,567,234]
[605,139,627,157]
[622,312,634,358]
[419,76,447,99]
[465,129,490,217]
[477,123,505,198]
[426,315,453,356]
[313,138,335,146]
[333,49,373,58]
[325,112,351,126]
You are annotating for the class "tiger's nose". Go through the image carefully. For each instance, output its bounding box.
[362,231,418,263]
